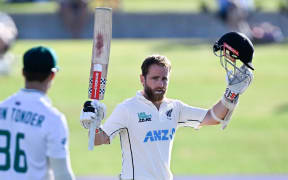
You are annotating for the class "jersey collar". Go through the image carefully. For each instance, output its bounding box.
[20,88,52,104]
[21,88,45,95]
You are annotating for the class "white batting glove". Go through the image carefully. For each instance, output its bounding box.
[227,65,253,94]
[222,65,253,110]
[80,100,106,129]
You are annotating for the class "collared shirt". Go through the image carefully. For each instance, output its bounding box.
[0,89,70,180]
[102,91,208,180]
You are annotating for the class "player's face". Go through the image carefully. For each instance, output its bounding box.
[141,64,169,102]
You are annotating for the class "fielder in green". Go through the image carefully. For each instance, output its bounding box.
[0,46,75,180]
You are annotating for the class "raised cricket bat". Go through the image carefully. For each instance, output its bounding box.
[88,7,112,151]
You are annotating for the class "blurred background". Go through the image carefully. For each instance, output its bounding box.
[1,0,288,40]
[0,0,288,179]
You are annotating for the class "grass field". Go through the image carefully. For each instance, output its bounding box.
[1,39,288,176]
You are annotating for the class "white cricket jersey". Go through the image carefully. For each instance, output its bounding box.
[0,89,70,180]
[102,91,208,180]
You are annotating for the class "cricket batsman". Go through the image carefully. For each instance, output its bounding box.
[80,31,255,180]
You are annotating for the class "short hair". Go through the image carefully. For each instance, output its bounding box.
[141,55,171,77]
[23,70,51,82]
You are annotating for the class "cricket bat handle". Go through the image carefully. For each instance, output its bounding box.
[88,115,100,151]
[88,99,103,151]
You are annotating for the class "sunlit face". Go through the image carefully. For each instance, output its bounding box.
[140,64,169,102]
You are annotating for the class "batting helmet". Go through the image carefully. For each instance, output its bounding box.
[213,32,254,70]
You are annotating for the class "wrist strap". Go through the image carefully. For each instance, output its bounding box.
[211,108,224,123]
[95,125,103,134]
[221,95,238,110]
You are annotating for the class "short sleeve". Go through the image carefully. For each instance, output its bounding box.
[102,103,128,141]
[177,101,208,129]
[46,114,69,158]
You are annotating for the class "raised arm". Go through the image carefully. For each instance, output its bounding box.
[201,65,253,129]
[201,100,227,126]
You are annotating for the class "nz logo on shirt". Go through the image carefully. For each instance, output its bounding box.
[166,108,173,120]
[138,112,152,123]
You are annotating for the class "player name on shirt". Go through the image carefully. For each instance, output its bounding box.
[0,107,45,127]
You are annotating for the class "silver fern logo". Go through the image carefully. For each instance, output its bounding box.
[166,109,173,120]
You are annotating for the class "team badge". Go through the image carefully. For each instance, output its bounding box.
[166,108,173,120]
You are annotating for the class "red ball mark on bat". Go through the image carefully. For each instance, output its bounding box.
[96,33,104,57]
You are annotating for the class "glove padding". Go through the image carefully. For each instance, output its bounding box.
[223,65,253,109]
[219,65,253,129]
[226,65,253,94]
[80,100,106,129]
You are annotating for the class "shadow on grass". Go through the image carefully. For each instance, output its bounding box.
[274,102,288,114]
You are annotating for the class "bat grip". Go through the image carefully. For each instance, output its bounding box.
[88,120,97,150]
[88,100,100,151]
[88,118,100,150]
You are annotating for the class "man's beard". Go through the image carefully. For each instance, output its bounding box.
[144,84,166,102]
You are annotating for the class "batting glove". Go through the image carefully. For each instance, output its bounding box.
[222,65,253,110]
[80,100,106,129]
